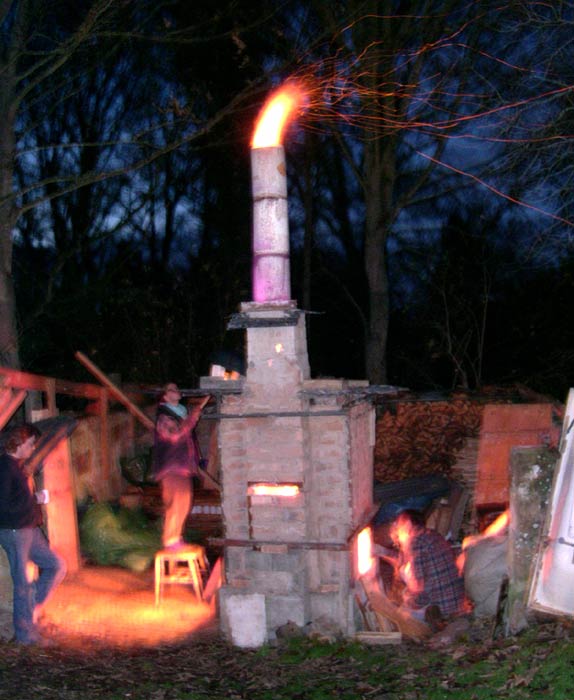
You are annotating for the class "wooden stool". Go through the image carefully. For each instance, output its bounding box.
[154,544,208,606]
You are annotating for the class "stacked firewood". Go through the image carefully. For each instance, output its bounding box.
[374,399,483,484]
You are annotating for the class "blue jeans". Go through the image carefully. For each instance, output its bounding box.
[0,527,66,643]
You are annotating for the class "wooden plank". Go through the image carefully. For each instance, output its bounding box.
[40,438,81,573]
[208,537,348,551]
[203,556,224,602]
[355,631,402,645]
[200,468,221,492]
[22,417,78,479]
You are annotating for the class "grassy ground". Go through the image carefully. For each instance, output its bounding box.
[0,618,572,699]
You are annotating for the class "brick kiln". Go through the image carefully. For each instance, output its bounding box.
[209,86,382,647]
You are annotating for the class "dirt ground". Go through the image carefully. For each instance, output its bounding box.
[1,565,573,700]
[0,564,216,648]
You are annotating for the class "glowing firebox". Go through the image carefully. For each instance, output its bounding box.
[247,482,300,497]
[356,526,376,577]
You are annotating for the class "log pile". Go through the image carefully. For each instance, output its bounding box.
[374,398,484,484]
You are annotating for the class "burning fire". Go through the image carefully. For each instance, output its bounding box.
[251,83,305,148]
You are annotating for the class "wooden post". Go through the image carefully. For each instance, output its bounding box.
[41,438,81,573]
[99,387,111,496]
[45,377,57,416]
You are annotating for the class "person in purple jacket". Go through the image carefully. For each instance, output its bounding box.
[151,384,209,550]
[0,423,66,645]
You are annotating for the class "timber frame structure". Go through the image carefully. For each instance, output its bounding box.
[0,365,115,481]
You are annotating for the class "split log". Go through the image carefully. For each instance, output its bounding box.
[359,576,431,642]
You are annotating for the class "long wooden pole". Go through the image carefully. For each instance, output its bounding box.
[75,351,155,430]
[75,351,221,491]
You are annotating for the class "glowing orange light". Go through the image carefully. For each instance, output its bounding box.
[252,84,305,148]
[458,509,510,574]
[357,527,375,576]
[38,566,215,648]
[249,483,300,497]
[462,509,510,551]
[390,520,412,549]
[483,510,510,537]
[26,562,38,583]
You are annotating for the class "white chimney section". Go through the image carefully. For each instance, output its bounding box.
[251,145,290,303]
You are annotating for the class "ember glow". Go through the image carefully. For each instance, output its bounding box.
[357,526,375,576]
[252,84,305,148]
[38,566,215,647]
[248,483,300,497]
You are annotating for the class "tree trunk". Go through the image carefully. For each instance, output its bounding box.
[0,44,20,368]
[363,136,394,385]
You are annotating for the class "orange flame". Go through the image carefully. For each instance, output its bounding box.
[390,519,412,549]
[457,509,510,575]
[461,510,510,551]
[251,84,305,149]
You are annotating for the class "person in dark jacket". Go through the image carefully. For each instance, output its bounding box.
[0,423,66,645]
[151,384,209,550]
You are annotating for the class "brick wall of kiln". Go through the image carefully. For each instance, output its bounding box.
[218,376,375,639]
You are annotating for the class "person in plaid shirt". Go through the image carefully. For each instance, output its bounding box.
[390,509,465,619]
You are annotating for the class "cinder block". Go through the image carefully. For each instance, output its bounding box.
[265,595,307,636]
[220,589,267,648]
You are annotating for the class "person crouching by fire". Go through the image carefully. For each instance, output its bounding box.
[390,509,466,624]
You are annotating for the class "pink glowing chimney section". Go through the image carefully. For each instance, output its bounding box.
[251,145,290,303]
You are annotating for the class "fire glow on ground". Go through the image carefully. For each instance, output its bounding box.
[38,566,216,648]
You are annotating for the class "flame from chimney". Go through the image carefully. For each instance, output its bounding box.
[249,83,305,304]
[252,84,305,148]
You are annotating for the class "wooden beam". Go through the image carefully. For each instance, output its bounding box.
[0,366,101,399]
[0,388,27,430]
[201,469,221,492]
